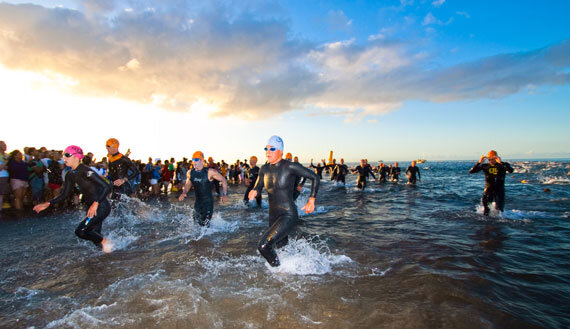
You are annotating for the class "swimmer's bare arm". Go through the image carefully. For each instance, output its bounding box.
[209,169,228,203]
[178,171,193,201]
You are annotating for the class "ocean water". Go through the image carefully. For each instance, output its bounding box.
[0,160,568,329]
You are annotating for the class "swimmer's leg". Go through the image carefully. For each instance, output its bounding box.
[75,200,111,247]
[495,187,505,212]
[258,214,296,267]
[194,202,213,227]
[482,188,493,216]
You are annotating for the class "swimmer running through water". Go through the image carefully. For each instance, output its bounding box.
[249,136,320,267]
[179,151,228,226]
[34,146,113,252]
[469,150,514,215]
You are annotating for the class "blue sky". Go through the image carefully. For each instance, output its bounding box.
[0,0,568,162]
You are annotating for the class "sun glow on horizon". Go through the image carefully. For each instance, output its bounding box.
[0,65,249,162]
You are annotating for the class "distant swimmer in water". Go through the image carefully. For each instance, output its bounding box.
[179,151,228,226]
[33,146,113,252]
[309,159,325,179]
[469,150,514,216]
[391,162,401,182]
[377,162,390,183]
[405,161,421,184]
[333,158,349,185]
[244,156,261,207]
[249,136,320,267]
[352,159,376,189]
[105,138,139,199]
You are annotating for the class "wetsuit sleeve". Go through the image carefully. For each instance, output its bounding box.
[503,162,514,173]
[87,170,112,202]
[368,167,376,180]
[291,162,320,198]
[469,163,482,174]
[49,173,73,204]
[253,166,265,193]
[125,158,140,181]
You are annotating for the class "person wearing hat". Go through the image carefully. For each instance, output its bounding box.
[178,151,228,226]
[243,156,262,207]
[469,150,514,215]
[105,138,139,199]
[33,146,113,252]
[248,135,320,267]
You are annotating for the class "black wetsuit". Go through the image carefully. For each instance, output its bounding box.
[189,167,214,226]
[405,166,421,184]
[244,165,262,206]
[107,153,139,198]
[253,160,320,266]
[391,166,401,181]
[49,164,111,247]
[353,165,376,189]
[333,164,349,184]
[378,166,390,182]
[309,163,325,179]
[469,161,514,215]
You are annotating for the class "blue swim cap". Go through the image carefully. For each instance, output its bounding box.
[267,135,284,151]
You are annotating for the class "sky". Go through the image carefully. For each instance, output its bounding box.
[1,0,569,163]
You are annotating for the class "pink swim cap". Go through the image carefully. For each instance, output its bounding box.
[64,145,84,159]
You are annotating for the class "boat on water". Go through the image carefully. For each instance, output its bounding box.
[416,159,427,163]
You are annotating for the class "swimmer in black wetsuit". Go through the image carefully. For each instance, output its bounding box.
[391,162,401,182]
[469,150,514,215]
[34,145,112,252]
[249,136,320,267]
[179,151,228,226]
[309,159,326,179]
[405,161,421,184]
[244,155,262,206]
[105,138,139,199]
[287,154,306,201]
[377,162,389,182]
[333,158,349,184]
[352,159,376,189]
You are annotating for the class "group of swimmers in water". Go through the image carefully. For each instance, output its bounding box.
[29,135,512,267]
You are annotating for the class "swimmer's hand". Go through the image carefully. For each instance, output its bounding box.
[220,195,228,203]
[495,156,502,164]
[248,190,258,200]
[178,192,187,201]
[33,202,50,213]
[87,201,98,218]
[296,185,303,192]
[479,155,486,163]
[301,197,316,214]
[113,178,125,186]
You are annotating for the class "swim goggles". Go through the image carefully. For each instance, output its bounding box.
[192,158,202,162]
[264,147,277,151]
[63,152,73,158]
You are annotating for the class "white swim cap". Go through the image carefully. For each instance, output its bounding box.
[267,135,284,151]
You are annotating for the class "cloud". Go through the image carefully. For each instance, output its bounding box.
[326,10,353,31]
[432,0,446,7]
[0,2,569,120]
[422,12,453,26]
[456,11,470,19]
